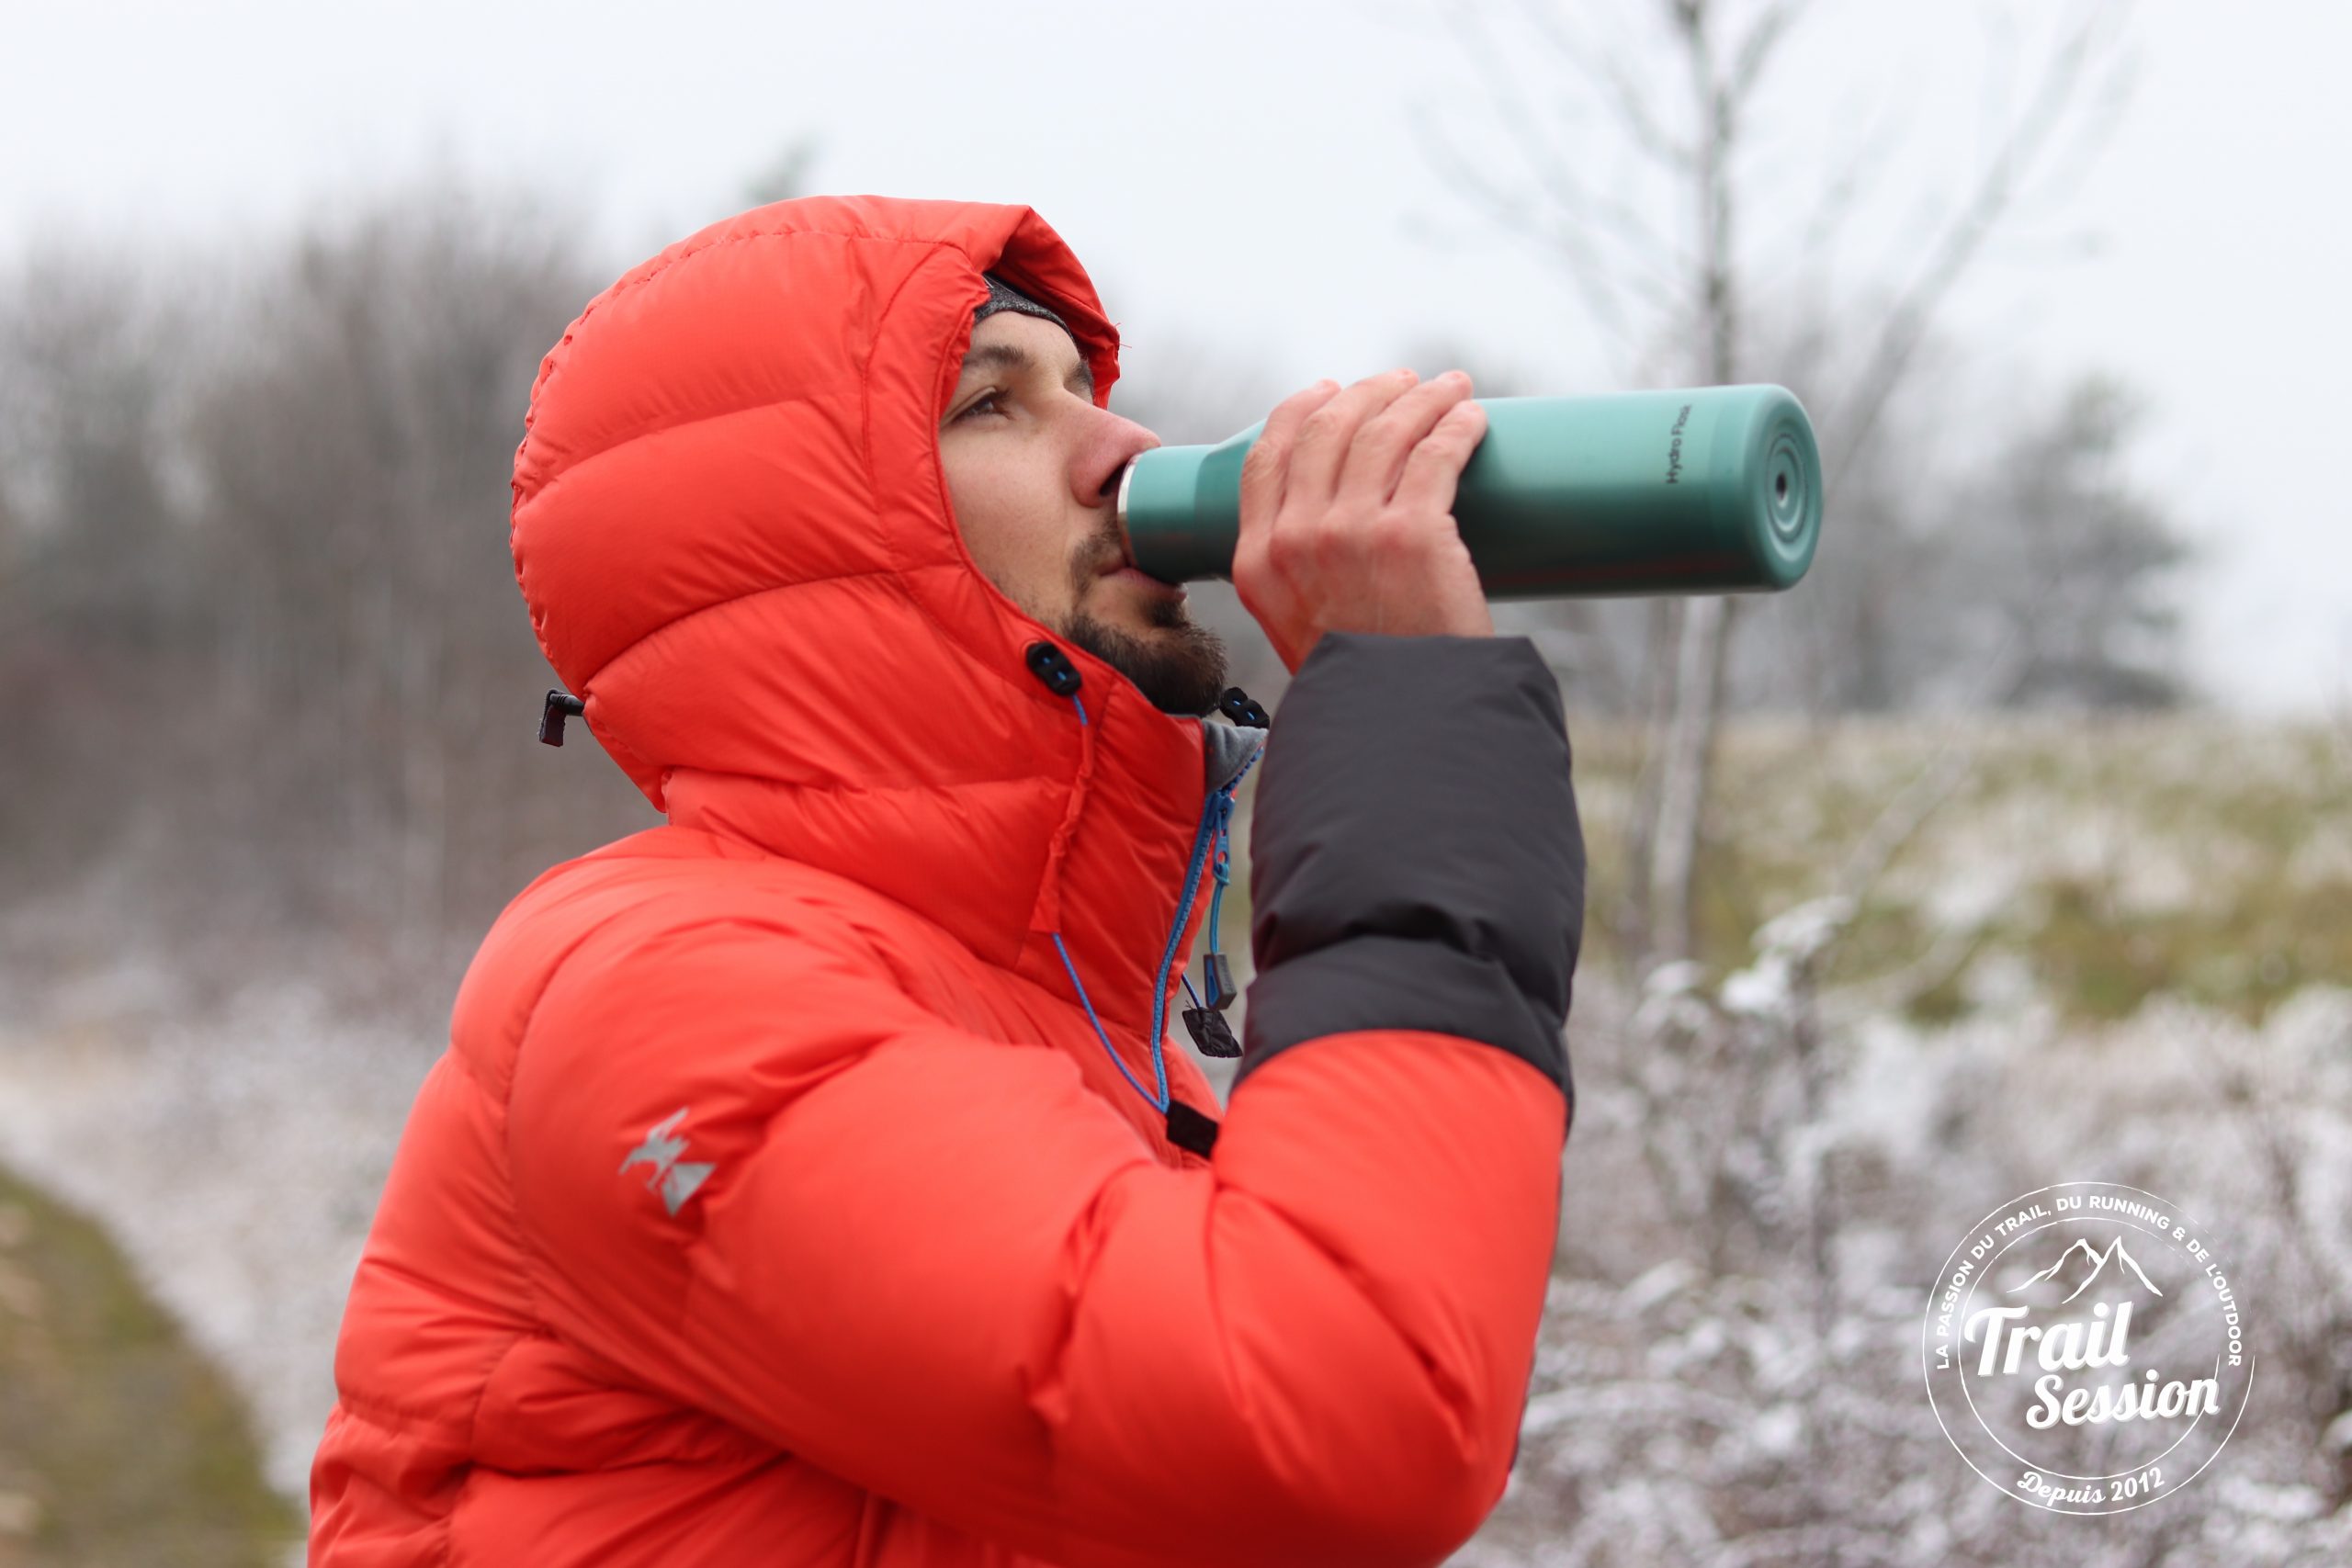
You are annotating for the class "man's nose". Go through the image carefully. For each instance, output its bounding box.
[1076,411,1160,507]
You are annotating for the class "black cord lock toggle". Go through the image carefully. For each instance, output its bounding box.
[1216,687,1270,728]
[538,688,586,747]
[1025,640,1083,697]
[1201,953,1238,1011]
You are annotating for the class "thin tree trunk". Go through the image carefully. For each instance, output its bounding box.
[1615,598,1677,969]
[1646,595,1727,964]
[1637,0,1740,971]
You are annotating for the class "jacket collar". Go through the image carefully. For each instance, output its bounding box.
[659,684,1265,1039]
[511,195,1265,1043]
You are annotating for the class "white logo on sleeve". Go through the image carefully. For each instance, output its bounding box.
[620,1108,716,1216]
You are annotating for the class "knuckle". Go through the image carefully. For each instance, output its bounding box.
[1423,418,1478,456]
[1264,527,1313,572]
[1296,405,1344,444]
[1353,406,1417,455]
[1368,510,1421,553]
[1345,411,1411,472]
[1298,512,1353,564]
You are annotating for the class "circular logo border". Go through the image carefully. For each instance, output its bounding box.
[1920,1181,2256,1516]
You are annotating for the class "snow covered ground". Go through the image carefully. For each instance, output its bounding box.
[0,972,440,1503]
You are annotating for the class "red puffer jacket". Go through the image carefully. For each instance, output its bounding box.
[310,195,1583,1566]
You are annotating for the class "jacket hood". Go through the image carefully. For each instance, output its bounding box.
[510,195,1256,1052]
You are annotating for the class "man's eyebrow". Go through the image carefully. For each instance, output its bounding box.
[956,341,1096,401]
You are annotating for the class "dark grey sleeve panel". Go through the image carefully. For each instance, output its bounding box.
[1234,630,1585,1100]
[1238,937,1560,1084]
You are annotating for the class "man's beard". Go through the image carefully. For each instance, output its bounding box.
[1057,590,1229,716]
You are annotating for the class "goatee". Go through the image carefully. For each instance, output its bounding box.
[1058,594,1229,716]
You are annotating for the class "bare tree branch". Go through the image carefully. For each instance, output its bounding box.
[1509,0,1698,169]
[1441,6,1690,287]
[1408,100,1646,359]
[1825,0,2134,471]
[1727,0,1814,102]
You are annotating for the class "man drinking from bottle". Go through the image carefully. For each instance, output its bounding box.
[311,193,1584,1568]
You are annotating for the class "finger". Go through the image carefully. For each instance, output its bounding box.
[1283,368,1419,513]
[1336,370,1475,510]
[1389,396,1488,522]
[1238,379,1340,542]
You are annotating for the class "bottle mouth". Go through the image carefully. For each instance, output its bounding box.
[1113,457,1136,533]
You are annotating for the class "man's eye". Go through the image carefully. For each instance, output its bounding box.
[956,390,1009,423]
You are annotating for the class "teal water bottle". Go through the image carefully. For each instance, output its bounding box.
[1114,384,1821,598]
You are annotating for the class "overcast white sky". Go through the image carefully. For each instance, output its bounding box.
[5,0,2345,711]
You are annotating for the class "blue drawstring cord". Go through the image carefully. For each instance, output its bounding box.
[1047,691,1258,1115]
[1181,784,1247,1015]
[1052,930,1166,1108]
[1204,784,1235,962]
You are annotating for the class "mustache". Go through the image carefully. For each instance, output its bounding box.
[1080,519,1130,576]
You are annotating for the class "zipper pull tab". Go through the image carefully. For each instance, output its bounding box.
[1181,1006,1242,1058]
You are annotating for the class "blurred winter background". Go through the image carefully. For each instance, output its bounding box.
[1,1,2346,1562]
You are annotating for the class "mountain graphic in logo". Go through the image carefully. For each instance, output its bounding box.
[2006,1235,2165,1303]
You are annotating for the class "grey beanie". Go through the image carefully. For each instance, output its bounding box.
[975,272,1071,335]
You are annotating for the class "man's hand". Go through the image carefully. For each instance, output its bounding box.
[1232,367,1494,675]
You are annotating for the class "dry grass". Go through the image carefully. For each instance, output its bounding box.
[0,1165,298,1567]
